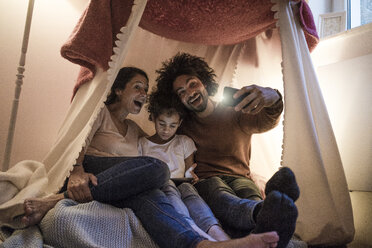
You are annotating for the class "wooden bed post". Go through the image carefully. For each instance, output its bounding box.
[2,0,35,172]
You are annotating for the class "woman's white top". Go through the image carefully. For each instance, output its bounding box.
[85,106,146,157]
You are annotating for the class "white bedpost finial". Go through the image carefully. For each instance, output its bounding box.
[2,0,35,172]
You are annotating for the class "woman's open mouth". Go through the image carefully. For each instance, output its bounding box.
[134,100,144,108]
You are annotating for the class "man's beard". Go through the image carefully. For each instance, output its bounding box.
[186,92,208,113]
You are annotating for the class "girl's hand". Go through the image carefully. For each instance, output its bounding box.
[186,163,199,184]
[67,165,98,202]
[190,170,199,185]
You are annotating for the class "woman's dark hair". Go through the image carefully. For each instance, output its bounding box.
[105,67,148,105]
[155,52,219,98]
[147,88,187,122]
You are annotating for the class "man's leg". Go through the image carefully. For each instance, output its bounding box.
[194,176,260,231]
[220,175,264,238]
[223,175,262,201]
[221,175,298,248]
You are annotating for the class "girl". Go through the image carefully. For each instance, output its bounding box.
[138,90,230,241]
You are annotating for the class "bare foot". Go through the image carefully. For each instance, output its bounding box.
[197,231,279,248]
[207,224,230,241]
[22,193,64,226]
[246,232,279,248]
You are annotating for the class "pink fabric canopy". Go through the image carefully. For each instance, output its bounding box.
[60,0,318,97]
[140,0,277,45]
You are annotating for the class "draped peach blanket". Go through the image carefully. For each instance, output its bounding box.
[61,0,318,98]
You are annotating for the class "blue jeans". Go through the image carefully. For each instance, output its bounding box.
[194,175,263,238]
[69,156,205,248]
[162,180,220,233]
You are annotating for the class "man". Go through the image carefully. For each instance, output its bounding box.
[155,52,300,248]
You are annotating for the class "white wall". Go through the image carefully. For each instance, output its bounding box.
[308,0,332,32]
[331,0,346,12]
[0,0,89,169]
[311,24,372,191]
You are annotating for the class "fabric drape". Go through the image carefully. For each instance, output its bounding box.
[277,1,354,243]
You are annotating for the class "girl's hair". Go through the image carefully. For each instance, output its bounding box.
[105,67,148,105]
[147,88,187,122]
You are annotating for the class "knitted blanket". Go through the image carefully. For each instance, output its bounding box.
[1,199,158,248]
[0,199,307,248]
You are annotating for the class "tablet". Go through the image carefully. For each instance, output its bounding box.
[171,178,193,185]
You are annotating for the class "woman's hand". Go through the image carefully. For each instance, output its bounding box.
[67,165,98,203]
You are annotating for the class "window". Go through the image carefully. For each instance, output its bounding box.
[347,0,372,29]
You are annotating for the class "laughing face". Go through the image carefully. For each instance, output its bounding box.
[117,74,149,115]
[173,75,209,113]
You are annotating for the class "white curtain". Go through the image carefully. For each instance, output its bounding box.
[276,0,354,244]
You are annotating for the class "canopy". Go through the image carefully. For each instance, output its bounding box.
[61,0,318,97]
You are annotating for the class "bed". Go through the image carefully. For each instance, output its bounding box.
[0,0,354,247]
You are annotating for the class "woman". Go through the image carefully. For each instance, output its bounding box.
[22,67,279,248]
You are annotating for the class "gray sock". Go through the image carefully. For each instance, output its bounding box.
[265,167,300,201]
[252,190,298,248]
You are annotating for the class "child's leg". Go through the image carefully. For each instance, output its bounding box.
[178,182,230,241]
[162,180,191,217]
[162,180,215,241]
